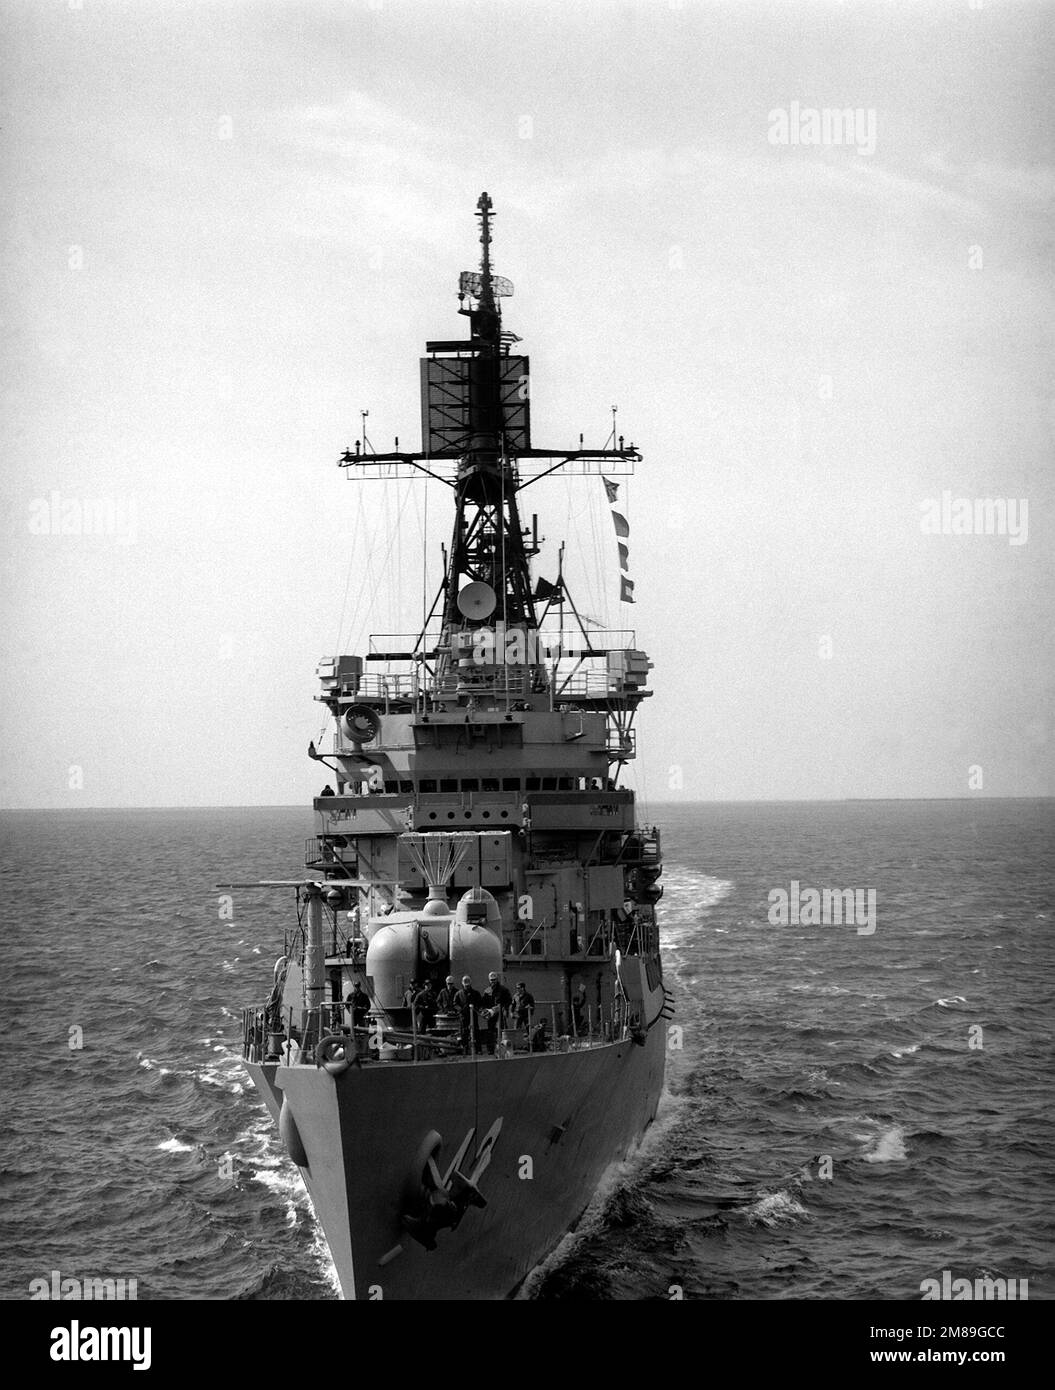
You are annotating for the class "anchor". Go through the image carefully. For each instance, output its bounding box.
[401,1119,502,1251]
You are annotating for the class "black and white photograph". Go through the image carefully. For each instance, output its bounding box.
[1,0,1051,1357]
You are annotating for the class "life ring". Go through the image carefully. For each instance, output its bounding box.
[315,1033,351,1076]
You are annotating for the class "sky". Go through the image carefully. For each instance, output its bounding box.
[1,0,1052,807]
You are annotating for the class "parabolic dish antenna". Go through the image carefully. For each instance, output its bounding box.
[457,581,498,620]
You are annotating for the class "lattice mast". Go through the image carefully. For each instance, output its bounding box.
[442,192,536,640]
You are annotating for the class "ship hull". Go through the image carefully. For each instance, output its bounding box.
[245,1014,665,1299]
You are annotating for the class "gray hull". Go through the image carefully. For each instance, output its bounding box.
[245,1014,665,1299]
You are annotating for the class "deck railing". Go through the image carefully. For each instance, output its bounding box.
[241,997,629,1067]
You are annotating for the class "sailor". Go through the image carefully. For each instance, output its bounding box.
[484,969,512,1027]
[478,972,510,1055]
[530,1016,550,1052]
[403,979,421,1009]
[512,981,535,1028]
[572,980,587,1034]
[454,975,483,1053]
[345,980,370,1029]
[437,975,458,1012]
[320,784,335,797]
[412,980,437,1034]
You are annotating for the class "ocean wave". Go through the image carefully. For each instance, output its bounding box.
[156,1137,195,1154]
[824,1059,884,1083]
[195,1066,244,1092]
[251,1167,304,1228]
[862,1124,908,1164]
[305,1227,342,1295]
[824,1115,909,1164]
[743,1189,809,1227]
[907,1129,950,1149]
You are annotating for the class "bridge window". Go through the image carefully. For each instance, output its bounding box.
[419,779,437,793]
[482,777,500,791]
[462,778,479,791]
[440,778,458,792]
[542,777,557,791]
[502,777,521,791]
[399,780,413,794]
[526,777,541,791]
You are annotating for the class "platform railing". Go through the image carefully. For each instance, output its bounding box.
[355,672,420,702]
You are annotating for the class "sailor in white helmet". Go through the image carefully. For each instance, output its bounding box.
[482,971,513,1054]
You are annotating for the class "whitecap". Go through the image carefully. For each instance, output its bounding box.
[157,1137,194,1154]
[306,1224,342,1294]
[197,1065,244,1090]
[743,1190,809,1226]
[252,1166,303,1199]
[862,1124,907,1164]
[936,996,966,1007]
[890,1044,920,1059]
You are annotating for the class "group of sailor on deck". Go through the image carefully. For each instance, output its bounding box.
[344,972,551,1055]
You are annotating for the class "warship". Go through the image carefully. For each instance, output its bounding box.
[231,193,672,1299]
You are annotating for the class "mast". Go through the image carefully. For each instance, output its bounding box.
[442,192,536,642]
